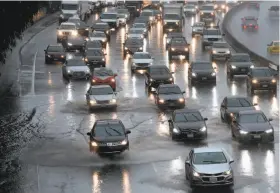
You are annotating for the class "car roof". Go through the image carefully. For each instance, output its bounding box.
[134,51,150,54]
[226,96,250,99]
[174,108,200,113]
[96,119,121,124]
[61,22,76,26]
[231,53,249,56]
[91,85,111,89]
[238,110,264,115]
[193,147,224,154]
[159,84,179,88]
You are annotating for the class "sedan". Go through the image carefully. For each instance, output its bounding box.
[154,84,185,109]
[185,147,234,188]
[131,52,154,73]
[62,59,91,80]
[86,85,117,110]
[210,41,231,60]
[91,67,117,91]
[188,61,217,85]
[168,109,208,140]
[88,31,108,48]
[231,110,274,143]
[126,29,145,39]
[44,44,66,64]
[62,36,86,52]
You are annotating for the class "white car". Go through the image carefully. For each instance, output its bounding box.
[86,85,117,110]
[211,41,231,60]
[57,22,78,43]
[131,52,154,73]
[192,22,205,37]
[62,59,91,80]
[127,29,145,39]
[100,12,120,30]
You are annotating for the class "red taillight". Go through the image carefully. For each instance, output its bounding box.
[92,79,96,83]
[249,24,252,26]
[255,26,258,29]
[243,26,247,29]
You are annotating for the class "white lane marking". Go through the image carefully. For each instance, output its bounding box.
[31,49,38,95]
[37,165,41,193]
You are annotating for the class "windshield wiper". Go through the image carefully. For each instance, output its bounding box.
[202,160,222,163]
[104,128,112,136]
[106,126,122,135]
[165,92,180,95]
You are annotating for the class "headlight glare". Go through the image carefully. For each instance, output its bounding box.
[91,141,98,147]
[173,128,180,133]
[90,100,96,105]
[110,99,116,103]
[224,170,231,175]
[121,139,127,145]
[250,65,254,68]
[231,65,236,69]
[211,72,216,76]
[265,129,273,133]
[252,79,258,84]
[68,43,73,46]
[271,79,276,83]
[192,72,197,77]
[193,171,200,177]
[159,99,164,103]
[200,126,206,132]
[179,98,184,102]
[240,130,248,134]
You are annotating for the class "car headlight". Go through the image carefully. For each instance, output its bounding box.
[102,58,105,61]
[86,69,90,73]
[212,50,217,54]
[110,99,116,103]
[176,22,179,25]
[68,43,73,46]
[159,99,165,103]
[240,130,248,134]
[231,65,236,69]
[111,78,115,82]
[200,126,206,132]
[211,12,214,15]
[192,9,195,11]
[193,171,200,177]
[265,129,273,133]
[178,98,184,102]
[171,48,175,51]
[192,72,197,77]
[185,48,188,51]
[92,79,96,83]
[224,170,232,175]
[106,30,109,34]
[84,58,88,62]
[139,47,143,50]
[61,55,64,58]
[169,78,173,81]
[164,22,167,24]
[173,128,180,133]
[90,100,96,105]
[214,5,218,8]
[144,29,147,32]
[102,39,106,42]
[121,139,127,145]
[67,70,72,74]
[271,79,276,83]
[141,35,144,38]
[72,31,78,36]
[250,65,254,68]
[226,50,230,54]
[252,79,258,84]
[47,54,51,57]
[230,113,235,117]
[91,141,98,147]
[211,72,216,76]
[222,5,225,8]
[125,47,128,50]
[200,12,204,15]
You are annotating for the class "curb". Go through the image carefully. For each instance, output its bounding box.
[222,2,279,71]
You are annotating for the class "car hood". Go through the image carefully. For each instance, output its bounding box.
[227,106,255,114]
[192,69,214,74]
[158,93,183,100]
[133,59,153,63]
[200,10,214,13]
[150,74,172,80]
[194,163,230,174]
[66,66,89,72]
[204,35,222,38]
[212,48,230,52]
[240,122,271,132]
[61,10,77,15]
[94,136,125,142]
[87,56,103,60]
[193,26,204,30]
[253,76,274,81]
[175,122,205,130]
[94,76,113,80]
[228,62,253,67]
[89,94,114,101]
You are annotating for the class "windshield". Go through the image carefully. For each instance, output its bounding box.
[230,55,250,62]
[118,14,126,18]
[252,69,273,77]
[90,32,106,37]
[118,9,128,14]
[239,113,267,123]
[193,63,212,70]
[126,39,142,45]
[89,87,113,95]
[61,4,78,10]
[159,86,181,94]
[141,11,153,16]
[48,46,64,52]
[94,70,114,76]
[129,29,143,34]
[174,112,203,122]
[213,43,228,48]
[204,30,221,35]
[164,14,180,20]
[67,60,85,66]
[86,50,103,56]
[201,5,214,10]
[133,24,145,28]
[101,13,117,19]
[95,124,124,136]
[150,68,169,74]
[193,152,227,165]
[194,23,204,27]
[60,24,75,29]
[171,40,186,45]
[227,98,252,107]
[133,53,151,59]
[186,5,195,8]
[68,19,80,23]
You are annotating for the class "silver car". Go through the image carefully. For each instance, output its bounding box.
[211,41,231,60]
[191,22,205,37]
[131,52,154,73]
[185,147,234,188]
[86,85,117,110]
[62,59,91,80]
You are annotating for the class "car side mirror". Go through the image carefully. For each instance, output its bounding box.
[168,119,172,123]
[126,130,131,134]
[204,118,208,121]
[269,118,273,121]
[44,49,46,52]
[229,160,234,164]
[253,103,258,106]
[185,160,190,165]
[86,132,91,136]
[114,73,118,76]
[182,91,186,94]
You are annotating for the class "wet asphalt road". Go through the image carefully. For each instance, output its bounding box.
[226,1,279,64]
[17,7,279,193]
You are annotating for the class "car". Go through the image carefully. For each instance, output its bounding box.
[247,67,277,94]
[86,85,117,109]
[220,96,257,123]
[117,8,130,20]
[144,65,174,90]
[211,41,231,60]
[123,38,144,58]
[154,84,185,109]
[163,14,183,33]
[168,37,190,60]
[267,41,280,54]
[126,29,145,39]
[91,67,117,90]
[58,13,74,25]
[188,61,217,85]
[99,12,120,30]
[168,109,208,140]
[56,22,78,43]
[44,45,66,64]
[165,32,183,49]
[200,4,215,22]
[226,53,255,79]
[91,22,111,41]
[62,35,86,52]
[268,5,279,15]
[88,31,108,48]
[83,49,106,68]
[241,16,258,30]
[141,9,156,24]
[62,59,91,80]
[85,40,105,53]
[247,1,259,9]
[214,1,227,12]
[131,52,154,73]
[191,22,205,37]
[202,27,225,50]
[68,16,90,37]
[118,14,127,26]
[86,119,131,155]
[184,4,197,16]
[185,147,234,188]
[231,110,274,143]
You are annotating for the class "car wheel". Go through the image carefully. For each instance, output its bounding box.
[45,58,49,64]
[220,113,224,122]
[250,87,254,94]
[131,68,135,74]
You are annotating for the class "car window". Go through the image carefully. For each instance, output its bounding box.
[204,30,221,35]
[201,5,214,10]
[227,98,253,107]
[171,39,186,45]
[174,112,203,122]
[66,60,85,66]
[94,70,114,76]
[48,46,64,52]
[163,14,180,20]
[239,113,267,123]
[133,53,151,59]
[94,124,125,136]
[194,23,204,27]
[89,87,114,95]
[193,152,227,164]
[230,55,250,62]
[158,86,181,94]
[252,69,273,77]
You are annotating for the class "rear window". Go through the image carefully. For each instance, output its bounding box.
[94,70,114,76]
[48,46,64,52]
[227,98,253,107]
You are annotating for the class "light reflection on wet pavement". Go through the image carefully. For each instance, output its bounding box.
[16,7,279,193]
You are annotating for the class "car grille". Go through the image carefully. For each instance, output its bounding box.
[238,67,249,72]
[208,38,218,41]
[90,60,101,63]
[73,71,85,77]
[218,51,226,53]
[97,100,110,104]
[180,128,198,133]
[202,176,225,182]
[250,131,264,134]
[259,80,271,84]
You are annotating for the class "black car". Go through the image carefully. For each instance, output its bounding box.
[44,44,66,64]
[247,67,278,94]
[241,16,258,30]
[85,40,104,52]
[88,31,108,48]
[86,119,131,155]
[226,53,255,79]
[68,17,90,37]
[220,96,257,123]
[62,36,86,52]
[168,37,190,60]
[83,49,106,68]
[123,38,143,58]
[231,110,274,143]
[165,32,184,50]
[144,65,174,90]
[154,84,185,109]
[58,13,74,24]
[188,61,217,85]
[168,109,208,140]
[91,22,111,40]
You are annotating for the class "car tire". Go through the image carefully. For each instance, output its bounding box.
[57,38,60,43]
[250,87,254,94]
[45,58,49,64]
[171,134,176,141]
[168,53,172,61]
[131,68,135,74]
[202,44,205,51]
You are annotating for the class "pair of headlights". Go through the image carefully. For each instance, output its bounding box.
[173,126,206,134]
[91,139,127,147]
[159,98,184,104]
[90,99,116,105]
[192,72,216,77]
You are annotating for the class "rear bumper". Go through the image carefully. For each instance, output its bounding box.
[191,176,234,187]
[229,67,250,75]
[88,103,117,109]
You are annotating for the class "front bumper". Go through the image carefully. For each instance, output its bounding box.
[163,25,181,32]
[229,67,250,75]
[46,55,66,61]
[212,52,231,58]
[173,131,207,140]
[169,50,189,56]
[90,143,128,153]
[251,82,277,90]
[131,64,151,70]
[238,133,274,143]
[191,174,234,187]
[88,102,117,109]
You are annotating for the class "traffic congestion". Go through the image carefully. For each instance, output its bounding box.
[18,0,279,192]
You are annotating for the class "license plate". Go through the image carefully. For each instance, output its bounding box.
[107,143,113,146]
[210,177,217,183]
[262,85,268,87]
[254,135,261,138]
[241,69,246,71]
[187,134,194,138]
[202,77,207,80]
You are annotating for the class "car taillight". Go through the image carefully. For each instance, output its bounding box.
[255,26,258,29]
[244,26,247,29]
[111,78,115,82]
[92,79,96,83]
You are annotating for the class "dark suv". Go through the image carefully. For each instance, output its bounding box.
[188,61,217,85]
[87,119,131,156]
[44,44,66,64]
[168,37,189,61]
[123,38,143,58]
[83,49,106,68]
[62,36,86,52]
